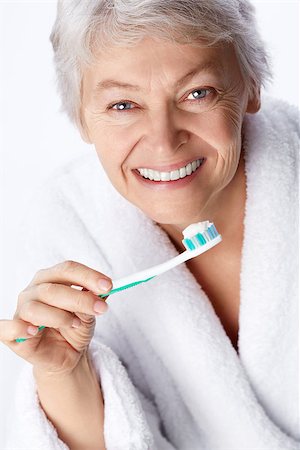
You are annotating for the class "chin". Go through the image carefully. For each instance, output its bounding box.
[138,204,204,227]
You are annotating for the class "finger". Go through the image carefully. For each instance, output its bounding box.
[0,319,40,342]
[27,260,113,295]
[18,283,108,315]
[80,286,110,302]
[17,300,82,330]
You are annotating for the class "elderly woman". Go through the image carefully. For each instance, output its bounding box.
[1,0,299,449]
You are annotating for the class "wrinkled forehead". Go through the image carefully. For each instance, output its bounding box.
[82,38,242,93]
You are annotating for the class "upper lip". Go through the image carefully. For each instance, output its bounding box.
[134,156,204,172]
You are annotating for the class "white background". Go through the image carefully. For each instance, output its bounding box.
[0,0,299,447]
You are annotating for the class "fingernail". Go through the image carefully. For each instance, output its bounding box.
[98,279,112,292]
[93,301,108,314]
[27,326,39,335]
[72,318,81,328]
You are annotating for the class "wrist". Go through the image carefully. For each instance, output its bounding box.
[32,347,105,450]
[33,349,91,384]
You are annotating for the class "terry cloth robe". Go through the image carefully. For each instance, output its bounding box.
[5,95,299,450]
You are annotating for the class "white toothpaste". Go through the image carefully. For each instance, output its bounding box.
[182,221,210,239]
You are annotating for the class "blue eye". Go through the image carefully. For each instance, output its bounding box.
[186,88,211,101]
[111,101,133,111]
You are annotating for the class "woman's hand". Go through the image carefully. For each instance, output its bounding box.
[0,260,112,377]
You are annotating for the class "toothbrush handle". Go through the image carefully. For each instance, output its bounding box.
[110,235,222,290]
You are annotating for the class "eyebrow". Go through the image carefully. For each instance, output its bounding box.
[93,60,222,95]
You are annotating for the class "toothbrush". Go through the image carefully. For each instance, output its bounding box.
[99,220,221,297]
[16,221,221,342]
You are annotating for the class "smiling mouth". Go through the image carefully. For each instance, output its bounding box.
[135,158,205,182]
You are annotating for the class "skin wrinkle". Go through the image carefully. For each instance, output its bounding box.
[80,37,260,249]
[218,86,246,131]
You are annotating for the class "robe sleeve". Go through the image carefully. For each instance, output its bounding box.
[4,337,175,450]
[4,176,175,450]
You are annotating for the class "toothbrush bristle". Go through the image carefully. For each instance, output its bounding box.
[182,223,220,251]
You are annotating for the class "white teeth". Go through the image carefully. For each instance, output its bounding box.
[148,169,154,180]
[179,167,186,178]
[137,158,204,181]
[160,172,170,181]
[153,171,160,181]
[170,169,180,181]
[186,163,192,176]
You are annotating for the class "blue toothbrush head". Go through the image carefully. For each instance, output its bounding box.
[182,221,220,251]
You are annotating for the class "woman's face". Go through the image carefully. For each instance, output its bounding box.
[81,37,259,225]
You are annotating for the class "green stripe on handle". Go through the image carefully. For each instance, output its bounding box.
[99,276,155,298]
[15,277,154,342]
[15,326,46,343]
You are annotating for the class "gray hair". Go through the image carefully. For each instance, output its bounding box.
[50,0,272,129]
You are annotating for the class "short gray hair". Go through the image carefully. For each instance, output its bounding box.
[50,0,272,129]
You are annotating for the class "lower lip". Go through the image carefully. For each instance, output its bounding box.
[132,159,206,190]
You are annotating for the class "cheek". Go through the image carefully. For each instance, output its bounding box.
[191,104,243,187]
[187,105,243,160]
[93,125,137,173]
[219,103,244,136]
[84,108,140,170]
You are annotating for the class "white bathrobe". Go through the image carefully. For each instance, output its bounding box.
[5,95,299,450]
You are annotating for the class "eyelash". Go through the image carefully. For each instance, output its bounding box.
[107,87,214,112]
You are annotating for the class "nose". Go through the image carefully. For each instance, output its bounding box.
[143,109,189,159]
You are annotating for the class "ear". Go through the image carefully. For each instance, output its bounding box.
[246,84,261,114]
